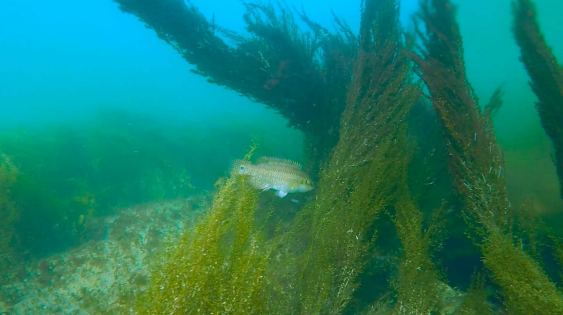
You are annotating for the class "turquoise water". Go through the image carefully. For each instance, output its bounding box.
[1,0,562,313]
[2,0,562,210]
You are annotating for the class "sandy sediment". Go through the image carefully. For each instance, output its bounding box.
[0,195,208,315]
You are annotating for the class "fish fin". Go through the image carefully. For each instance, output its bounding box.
[256,156,302,170]
[248,177,271,191]
[275,190,288,198]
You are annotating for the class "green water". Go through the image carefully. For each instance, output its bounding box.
[457,0,563,213]
[1,0,562,314]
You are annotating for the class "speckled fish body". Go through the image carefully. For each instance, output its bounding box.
[232,157,314,198]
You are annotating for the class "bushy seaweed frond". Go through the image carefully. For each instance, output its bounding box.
[412,0,563,313]
[112,0,358,173]
[484,84,505,119]
[482,228,563,314]
[134,148,273,314]
[512,0,563,199]
[554,239,563,279]
[410,0,505,215]
[390,194,443,315]
[269,0,421,313]
[0,111,197,258]
[452,273,494,315]
[232,1,356,168]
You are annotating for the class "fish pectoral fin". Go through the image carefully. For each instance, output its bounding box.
[275,190,288,198]
[262,186,271,192]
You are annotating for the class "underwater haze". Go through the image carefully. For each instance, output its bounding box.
[1,0,563,314]
[2,0,562,208]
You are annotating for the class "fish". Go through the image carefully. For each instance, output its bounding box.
[231,157,314,198]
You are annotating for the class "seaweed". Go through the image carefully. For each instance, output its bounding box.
[276,0,423,313]
[485,84,505,120]
[14,0,551,313]
[133,147,272,314]
[511,0,563,199]
[388,194,443,314]
[130,0,444,313]
[452,273,494,315]
[0,110,199,258]
[0,154,22,284]
[410,0,503,209]
[411,0,563,313]
[111,0,358,172]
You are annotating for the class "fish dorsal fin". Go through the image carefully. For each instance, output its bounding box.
[256,156,303,170]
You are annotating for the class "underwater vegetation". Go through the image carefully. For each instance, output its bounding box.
[123,0,450,314]
[280,0,425,312]
[0,110,195,262]
[108,0,563,314]
[0,154,21,283]
[112,0,358,176]
[119,0,446,312]
[133,147,273,314]
[0,197,204,314]
[411,0,563,313]
[0,104,302,288]
[0,108,296,287]
[3,0,563,313]
[287,0,443,313]
[511,0,563,199]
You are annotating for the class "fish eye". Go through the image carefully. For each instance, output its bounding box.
[239,165,245,171]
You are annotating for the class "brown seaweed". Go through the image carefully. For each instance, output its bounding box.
[283,0,422,312]
[411,0,563,313]
[112,0,358,170]
[512,0,563,199]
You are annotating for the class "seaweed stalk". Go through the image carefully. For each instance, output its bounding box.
[390,194,442,314]
[512,0,563,199]
[452,273,493,315]
[283,0,420,313]
[112,0,358,171]
[485,84,505,119]
[134,148,272,314]
[411,0,563,313]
